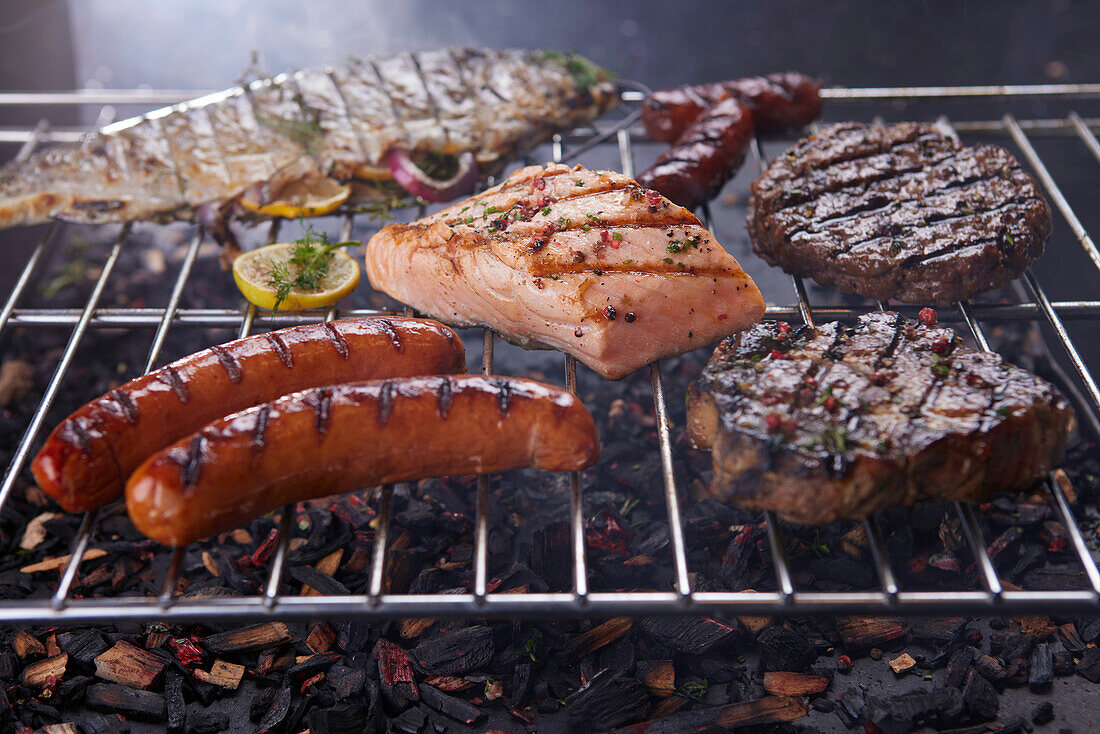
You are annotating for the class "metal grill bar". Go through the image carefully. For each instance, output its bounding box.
[0,84,1096,623]
[473,332,494,602]
[6,300,1100,328]
[1070,111,1100,163]
[1003,114,1100,272]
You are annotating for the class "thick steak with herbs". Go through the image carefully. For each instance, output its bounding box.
[747,122,1052,305]
[687,312,1073,524]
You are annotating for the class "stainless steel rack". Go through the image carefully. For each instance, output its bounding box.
[0,83,1099,625]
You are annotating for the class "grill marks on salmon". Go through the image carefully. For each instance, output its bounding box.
[0,49,617,228]
[364,163,765,380]
[747,122,1053,305]
[687,312,1074,524]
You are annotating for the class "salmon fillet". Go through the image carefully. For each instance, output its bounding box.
[365,163,766,379]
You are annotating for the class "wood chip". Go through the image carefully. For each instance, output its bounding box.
[1016,615,1057,638]
[1053,468,1077,503]
[835,616,908,649]
[201,551,220,577]
[763,671,830,696]
[230,528,253,544]
[562,617,633,660]
[45,634,60,658]
[194,659,245,689]
[841,524,869,558]
[737,590,772,635]
[204,622,292,654]
[19,511,63,550]
[636,660,675,696]
[400,617,436,639]
[94,641,167,690]
[306,622,336,654]
[888,652,917,675]
[13,629,45,659]
[301,549,343,596]
[22,652,67,688]
[20,548,107,574]
[41,725,79,734]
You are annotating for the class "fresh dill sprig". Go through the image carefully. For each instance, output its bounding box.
[266,225,356,311]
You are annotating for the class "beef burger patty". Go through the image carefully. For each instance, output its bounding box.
[747,122,1052,305]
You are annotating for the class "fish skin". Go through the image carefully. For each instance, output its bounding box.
[364,163,766,380]
[0,49,617,229]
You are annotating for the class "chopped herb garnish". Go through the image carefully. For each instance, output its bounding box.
[582,223,592,232]
[266,226,356,312]
[611,232,623,241]
[541,206,551,216]
[815,385,835,406]
[662,257,674,265]
[822,425,848,454]
[667,241,683,253]
[623,258,634,265]
[575,179,585,186]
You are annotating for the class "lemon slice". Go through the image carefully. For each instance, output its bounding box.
[239,177,351,218]
[232,242,360,311]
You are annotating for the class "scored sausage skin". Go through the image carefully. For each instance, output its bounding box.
[641,71,823,143]
[637,97,755,210]
[126,375,600,546]
[33,317,465,512]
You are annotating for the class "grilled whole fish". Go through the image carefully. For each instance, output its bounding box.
[0,49,617,229]
[365,163,766,380]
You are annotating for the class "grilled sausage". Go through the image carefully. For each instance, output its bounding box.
[125,375,600,545]
[641,71,823,143]
[637,97,755,210]
[32,317,465,512]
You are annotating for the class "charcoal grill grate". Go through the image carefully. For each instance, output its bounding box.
[0,83,1098,623]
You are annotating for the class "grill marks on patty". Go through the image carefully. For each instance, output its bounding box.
[748,122,1052,305]
[687,312,1074,524]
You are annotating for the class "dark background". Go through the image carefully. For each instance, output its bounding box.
[2,0,1098,94]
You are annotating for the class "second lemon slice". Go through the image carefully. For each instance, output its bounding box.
[233,241,360,311]
[239,177,351,219]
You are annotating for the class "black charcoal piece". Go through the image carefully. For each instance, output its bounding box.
[1029,643,1053,690]
[962,669,999,720]
[85,683,165,720]
[412,626,494,675]
[418,682,484,725]
[757,626,817,672]
[639,616,737,655]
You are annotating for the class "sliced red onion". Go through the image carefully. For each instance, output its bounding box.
[385,149,478,203]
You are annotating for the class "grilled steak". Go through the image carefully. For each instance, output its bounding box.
[687,311,1073,524]
[747,122,1052,305]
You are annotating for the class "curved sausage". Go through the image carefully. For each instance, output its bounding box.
[125,375,600,546]
[642,71,823,143]
[637,97,755,210]
[33,317,465,512]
